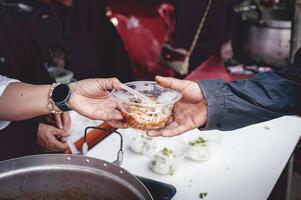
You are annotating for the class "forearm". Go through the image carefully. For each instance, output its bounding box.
[198,65,301,131]
[0,83,51,121]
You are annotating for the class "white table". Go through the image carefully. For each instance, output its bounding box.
[87,116,301,200]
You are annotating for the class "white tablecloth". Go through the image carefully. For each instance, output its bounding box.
[87,116,301,200]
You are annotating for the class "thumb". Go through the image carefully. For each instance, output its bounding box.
[97,77,122,90]
[155,76,189,91]
[155,76,203,103]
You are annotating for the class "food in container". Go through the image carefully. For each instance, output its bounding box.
[187,137,211,161]
[129,132,157,155]
[149,138,186,175]
[150,147,178,175]
[112,81,182,130]
[186,134,221,162]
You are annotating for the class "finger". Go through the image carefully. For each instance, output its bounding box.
[146,129,161,137]
[51,138,68,151]
[62,112,71,131]
[107,120,128,129]
[146,120,177,137]
[104,110,124,121]
[155,76,189,91]
[97,77,122,91]
[147,122,189,137]
[51,126,70,137]
[111,78,123,90]
[156,76,203,103]
[116,101,126,113]
[45,133,64,152]
[55,113,63,129]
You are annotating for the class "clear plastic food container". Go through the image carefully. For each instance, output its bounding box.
[112,81,182,130]
[126,130,158,155]
[148,137,187,175]
[183,132,222,162]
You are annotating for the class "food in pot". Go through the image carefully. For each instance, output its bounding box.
[150,147,178,175]
[129,133,157,155]
[186,137,211,161]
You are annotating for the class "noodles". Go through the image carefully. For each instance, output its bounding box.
[112,81,182,130]
[122,97,173,130]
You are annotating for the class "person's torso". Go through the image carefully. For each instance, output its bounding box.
[0,10,51,84]
[28,0,134,82]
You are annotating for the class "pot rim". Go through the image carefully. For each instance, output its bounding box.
[0,154,153,200]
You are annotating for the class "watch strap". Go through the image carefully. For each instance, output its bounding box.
[55,101,71,112]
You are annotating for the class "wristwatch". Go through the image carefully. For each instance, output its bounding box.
[51,83,72,112]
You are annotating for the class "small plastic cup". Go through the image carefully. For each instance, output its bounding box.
[125,129,158,155]
[183,132,222,162]
[148,137,187,175]
[112,81,182,130]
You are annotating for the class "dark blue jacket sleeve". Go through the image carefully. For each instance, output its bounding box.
[197,65,301,131]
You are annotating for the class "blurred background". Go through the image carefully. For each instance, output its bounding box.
[0,0,300,199]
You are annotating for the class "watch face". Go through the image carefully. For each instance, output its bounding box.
[52,84,70,103]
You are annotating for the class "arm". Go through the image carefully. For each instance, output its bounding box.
[0,83,51,121]
[147,65,301,137]
[198,65,301,130]
[0,78,123,122]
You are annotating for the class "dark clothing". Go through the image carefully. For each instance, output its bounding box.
[173,0,241,70]
[0,10,52,161]
[294,48,301,65]
[0,0,134,161]
[198,62,301,131]
[0,119,41,161]
[0,11,51,84]
[28,0,134,82]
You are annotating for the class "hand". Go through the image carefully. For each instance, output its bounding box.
[147,76,208,137]
[69,78,123,121]
[54,112,71,131]
[45,112,71,132]
[37,123,70,152]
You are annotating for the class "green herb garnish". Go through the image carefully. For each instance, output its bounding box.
[190,137,207,146]
[161,147,173,157]
[199,192,207,199]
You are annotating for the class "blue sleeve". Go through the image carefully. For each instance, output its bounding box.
[197,65,301,131]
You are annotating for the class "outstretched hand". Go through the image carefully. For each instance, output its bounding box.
[68,78,123,121]
[147,76,208,137]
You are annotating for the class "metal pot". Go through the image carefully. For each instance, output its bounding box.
[233,5,291,67]
[0,154,152,200]
[0,129,152,200]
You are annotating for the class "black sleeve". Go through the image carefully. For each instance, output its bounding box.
[197,65,301,131]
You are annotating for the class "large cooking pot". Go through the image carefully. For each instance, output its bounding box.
[232,4,291,67]
[0,154,153,200]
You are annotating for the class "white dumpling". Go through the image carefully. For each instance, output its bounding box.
[130,134,157,155]
[187,145,211,161]
[186,137,212,161]
[150,148,178,175]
